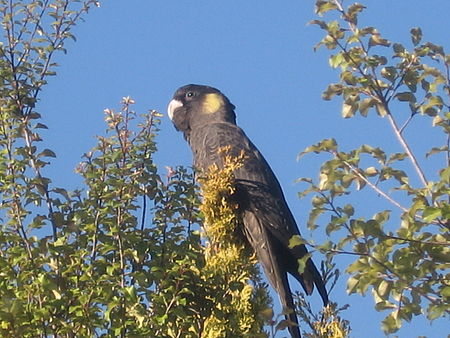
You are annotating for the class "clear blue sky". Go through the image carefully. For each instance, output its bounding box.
[37,1,449,337]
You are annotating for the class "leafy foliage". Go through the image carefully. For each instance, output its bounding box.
[297,295,350,338]
[0,1,251,336]
[298,0,450,333]
[0,3,271,337]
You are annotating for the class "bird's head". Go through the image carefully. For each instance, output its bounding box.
[167,84,236,137]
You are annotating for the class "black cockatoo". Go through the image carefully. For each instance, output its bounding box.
[168,84,328,338]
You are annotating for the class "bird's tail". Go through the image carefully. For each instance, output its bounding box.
[307,258,329,306]
[277,272,302,338]
[294,257,329,307]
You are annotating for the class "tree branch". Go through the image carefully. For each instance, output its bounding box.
[333,151,409,213]
[384,106,428,187]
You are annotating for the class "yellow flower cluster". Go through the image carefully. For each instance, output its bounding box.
[198,147,268,337]
[313,304,349,338]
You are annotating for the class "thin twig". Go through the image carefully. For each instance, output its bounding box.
[90,209,102,261]
[333,151,409,213]
[384,107,429,187]
[383,234,448,246]
[398,113,415,135]
[117,207,125,288]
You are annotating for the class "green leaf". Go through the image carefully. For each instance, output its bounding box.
[346,276,359,294]
[53,236,67,247]
[275,319,294,332]
[322,83,343,100]
[422,207,441,222]
[329,52,344,68]
[404,70,419,92]
[381,313,402,333]
[440,285,450,298]
[421,79,430,91]
[377,280,391,298]
[52,289,62,300]
[367,55,387,67]
[347,3,366,24]
[432,115,444,126]
[419,95,443,116]
[259,307,274,321]
[317,240,333,251]
[358,98,375,117]
[125,286,138,302]
[395,92,416,102]
[307,207,324,230]
[375,103,388,116]
[387,152,408,163]
[343,204,355,217]
[53,187,71,200]
[299,138,338,158]
[369,34,390,48]
[326,215,348,235]
[39,148,57,158]
[364,166,378,176]
[381,66,397,82]
[342,102,357,118]
[427,304,446,321]
[341,71,358,85]
[35,123,48,129]
[288,235,306,248]
[440,166,450,182]
[296,253,311,274]
[410,27,422,46]
[309,19,328,30]
[393,43,405,54]
[426,146,449,158]
[314,1,338,16]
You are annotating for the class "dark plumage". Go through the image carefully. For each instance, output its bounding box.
[168,84,328,338]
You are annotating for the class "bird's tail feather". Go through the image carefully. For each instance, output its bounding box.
[307,259,329,306]
[277,274,302,338]
[288,252,329,307]
[242,212,301,337]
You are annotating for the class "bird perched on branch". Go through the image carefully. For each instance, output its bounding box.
[168,84,328,338]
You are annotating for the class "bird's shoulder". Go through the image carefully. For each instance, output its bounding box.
[189,122,278,184]
[191,121,246,138]
[189,122,252,155]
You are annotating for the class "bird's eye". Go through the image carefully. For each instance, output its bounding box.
[186,92,195,98]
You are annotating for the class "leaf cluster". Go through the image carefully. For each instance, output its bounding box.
[298,0,450,334]
[0,4,276,336]
[0,2,265,336]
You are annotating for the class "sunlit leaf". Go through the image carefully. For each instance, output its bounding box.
[422,207,441,222]
[369,34,390,47]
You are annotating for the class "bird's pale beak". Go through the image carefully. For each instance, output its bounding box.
[167,99,183,120]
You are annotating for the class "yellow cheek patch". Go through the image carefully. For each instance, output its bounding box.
[202,93,224,114]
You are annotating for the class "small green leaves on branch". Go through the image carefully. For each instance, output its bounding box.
[306,2,450,328]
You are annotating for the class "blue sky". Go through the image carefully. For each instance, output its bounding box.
[36,1,449,337]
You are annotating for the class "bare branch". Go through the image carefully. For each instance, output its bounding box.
[384,106,429,187]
